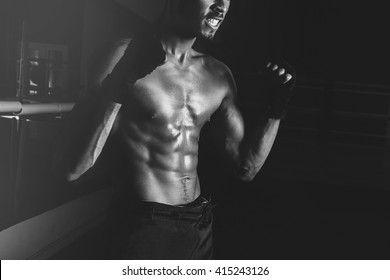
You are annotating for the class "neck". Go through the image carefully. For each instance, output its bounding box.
[156,26,197,64]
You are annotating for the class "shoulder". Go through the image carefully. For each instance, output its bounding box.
[193,50,237,99]
[89,38,132,90]
[194,50,233,77]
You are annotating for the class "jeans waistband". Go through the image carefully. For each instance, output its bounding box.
[132,196,214,222]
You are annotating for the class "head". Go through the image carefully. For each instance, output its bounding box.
[159,0,231,40]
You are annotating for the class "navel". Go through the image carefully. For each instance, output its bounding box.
[181,176,191,184]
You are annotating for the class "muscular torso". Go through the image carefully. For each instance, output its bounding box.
[112,52,228,205]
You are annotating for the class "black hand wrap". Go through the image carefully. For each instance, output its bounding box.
[102,31,166,103]
[261,58,296,119]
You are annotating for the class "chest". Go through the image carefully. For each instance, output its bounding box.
[121,64,227,126]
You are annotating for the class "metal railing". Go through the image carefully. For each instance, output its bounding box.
[0,101,74,115]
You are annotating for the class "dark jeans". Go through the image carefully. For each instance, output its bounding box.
[107,196,215,260]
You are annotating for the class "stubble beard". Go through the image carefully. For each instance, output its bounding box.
[175,26,215,41]
[200,30,215,40]
[172,18,217,41]
[199,22,217,40]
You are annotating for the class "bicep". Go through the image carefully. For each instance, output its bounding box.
[210,96,244,161]
[208,64,245,161]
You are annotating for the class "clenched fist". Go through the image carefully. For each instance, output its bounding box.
[260,58,296,119]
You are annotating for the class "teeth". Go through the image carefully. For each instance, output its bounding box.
[208,19,220,27]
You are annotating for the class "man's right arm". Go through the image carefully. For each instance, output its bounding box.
[53,32,166,183]
[52,40,130,183]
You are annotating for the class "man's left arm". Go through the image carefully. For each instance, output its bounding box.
[210,61,295,182]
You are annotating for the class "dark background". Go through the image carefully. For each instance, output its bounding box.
[1,0,390,259]
[199,0,390,259]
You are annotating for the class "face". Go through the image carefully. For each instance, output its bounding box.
[171,0,231,40]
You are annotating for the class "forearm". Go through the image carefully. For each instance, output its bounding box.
[236,60,295,181]
[53,93,121,182]
[237,118,280,182]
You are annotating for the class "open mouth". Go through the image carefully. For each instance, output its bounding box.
[206,17,222,28]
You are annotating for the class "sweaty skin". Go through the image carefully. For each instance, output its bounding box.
[114,48,230,204]
[54,0,285,206]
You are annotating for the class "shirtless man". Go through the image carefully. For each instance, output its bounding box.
[54,0,295,259]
